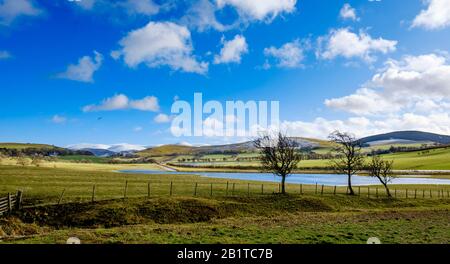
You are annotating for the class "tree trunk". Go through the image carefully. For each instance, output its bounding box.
[347,172,355,195]
[383,183,391,197]
[281,175,286,194]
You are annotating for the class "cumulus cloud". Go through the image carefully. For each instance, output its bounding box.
[339,3,358,21]
[215,0,297,21]
[57,51,103,83]
[115,21,208,74]
[263,39,306,68]
[412,0,450,30]
[83,94,160,112]
[325,53,450,116]
[317,28,397,63]
[0,0,41,25]
[0,50,11,59]
[181,0,229,32]
[214,34,248,64]
[154,113,171,123]
[281,113,450,139]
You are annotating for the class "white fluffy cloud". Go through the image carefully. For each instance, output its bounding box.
[154,113,171,123]
[115,21,208,74]
[325,53,450,116]
[0,50,11,59]
[339,3,358,21]
[0,0,41,25]
[281,113,450,139]
[57,51,103,83]
[83,94,160,112]
[263,39,305,68]
[318,28,397,63]
[214,35,248,64]
[215,0,297,21]
[325,88,399,115]
[412,0,450,30]
[181,0,228,32]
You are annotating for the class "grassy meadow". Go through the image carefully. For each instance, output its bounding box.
[0,163,449,244]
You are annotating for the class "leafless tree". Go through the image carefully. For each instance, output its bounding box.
[367,155,396,197]
[253,132,302,194]
[328,131,365,195]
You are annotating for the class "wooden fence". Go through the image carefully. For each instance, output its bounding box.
[50,181,450,205]
[0,191,23,215]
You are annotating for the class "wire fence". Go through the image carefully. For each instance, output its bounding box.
[14,181,448,206]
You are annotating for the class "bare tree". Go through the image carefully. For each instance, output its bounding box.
[328,131,364,195]
[253,132,302,194]
[367,155,396,197]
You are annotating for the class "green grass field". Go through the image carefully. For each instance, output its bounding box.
[0,163,449,244]
[171,146,450,171]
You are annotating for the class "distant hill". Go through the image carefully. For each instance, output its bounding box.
[67,143,146,157]
[0,143,60,150]
[138,137,330,157]
[80,148,116,157]
[0,143,93,156]
[359,131,450,145]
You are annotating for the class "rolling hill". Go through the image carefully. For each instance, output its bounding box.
[360,131,450,145]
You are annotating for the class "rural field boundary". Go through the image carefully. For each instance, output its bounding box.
[41,181,450,206]
[0,191,23,215]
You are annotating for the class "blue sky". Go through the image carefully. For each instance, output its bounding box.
[1,0,450,148]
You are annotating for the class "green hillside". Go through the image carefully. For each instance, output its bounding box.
[137,145,195,157]
[0,143,59,150]
[382,146,450,170]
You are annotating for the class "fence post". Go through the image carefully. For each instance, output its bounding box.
[16,190,23,210]
[7,193,12,213]
[315,183,318,194]
[124,181,128,199]
[300,184,303,195]
[226,182,229,196]
[247,183,250,197]
[147,182,151,198]
[232,183,235,196]
[91,184,96,202]
[58,189,66,205]
[406,189,408,199]
[210,183,213,197]
[170,181,173,196]
[261,184,264,195]
[358,186,361,197]
[376,187,378,198]
[394,189,397,198]
[334,186,337,195]
[368,187,370,198]
[194,182,198,196]
[321,185,324,195]
[423,189,425,198]
[430,189,432,198]
[414,189,417,199]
